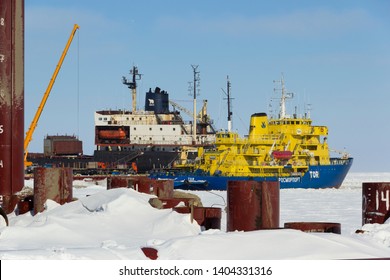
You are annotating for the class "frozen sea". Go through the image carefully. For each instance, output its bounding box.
[1,172,390,279]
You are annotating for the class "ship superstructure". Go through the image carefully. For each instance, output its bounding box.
[94,66,216,172]
[150,77,353,189]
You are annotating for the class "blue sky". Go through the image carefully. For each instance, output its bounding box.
[24,0,390,172]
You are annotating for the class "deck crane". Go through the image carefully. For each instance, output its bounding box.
[24,24,79,167]
[169,99,210,122]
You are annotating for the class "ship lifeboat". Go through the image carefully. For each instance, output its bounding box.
[98,128,126,140]
[272,150,293,160]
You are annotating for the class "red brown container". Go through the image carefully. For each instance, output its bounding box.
[44,135,83,156]
[151,179,174,199]
[173,206,191,214]
[0,0,24,214]
[193,207,222,230]
[363,182,390,225]
[107,176,134,189]
[284,222,341,234]
[33,167,73,214]
[227,180,279,232]
[132,176,153,194]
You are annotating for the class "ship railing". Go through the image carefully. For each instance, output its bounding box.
[330,158,352,165]
[129,134,216,146]
[216,135,279,145]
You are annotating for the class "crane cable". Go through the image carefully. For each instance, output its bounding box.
[76,29,80,141]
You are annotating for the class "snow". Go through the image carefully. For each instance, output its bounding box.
[1,172,390,262]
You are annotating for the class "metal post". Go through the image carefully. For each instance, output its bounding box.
[0,0,24,214]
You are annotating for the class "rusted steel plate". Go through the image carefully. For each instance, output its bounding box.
[33,167,73,214]
[362,182,390,225]
[17,195,33,215]
[132,176,153,194]
[193,207,222,230]
[0,0,24,214]
[141,247,158,260]
[284,222,341,234]
[227,180,280,232]
[151,179,174,199]
[107,176,133,189]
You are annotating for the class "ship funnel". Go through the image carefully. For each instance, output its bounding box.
[145,87,169,113]
[249,113,268,139]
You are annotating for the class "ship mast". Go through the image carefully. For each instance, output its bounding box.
[122,66,142,112]
[274,75,293,119]
[227,76,232,132]
[221,76,233,132]
[191,65,200,142]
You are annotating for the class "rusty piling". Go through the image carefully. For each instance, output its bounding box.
[0,0,24,214]
[227,180,280,232]
[362,182,390,225]
[33,167,73,214]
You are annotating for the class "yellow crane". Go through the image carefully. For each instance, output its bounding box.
[24,24,79,167]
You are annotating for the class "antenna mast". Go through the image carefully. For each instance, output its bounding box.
[191,65,200,141]
[122,66,142,112]
[221,76,233,132]
[273,74,293,119]
[226,76,233,131]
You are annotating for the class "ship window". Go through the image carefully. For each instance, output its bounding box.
[134,127,136,130]
[160,128,163,131]
[132,118,134,121]
[149,127,152,131]
[139,117,142,120]
[98,117,102,121]
[173,128,176,131]
[104,117,107,121]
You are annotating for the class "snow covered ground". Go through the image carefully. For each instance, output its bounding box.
[1,172,390,278]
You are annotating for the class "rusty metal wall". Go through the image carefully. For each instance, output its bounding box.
[33,167,73,214]
[193,207,222,230]
[0,0,24,214]
[227,180,280,232]
[362,182,390,225]
[284,222,341,234]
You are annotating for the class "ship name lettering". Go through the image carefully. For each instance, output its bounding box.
[0,124,3,134]
[0,18,4,26]
[309,171,320,179]
[0,54,5,63]
[279,177,300,183]
[0,160,3,168]
[376,190,390,211]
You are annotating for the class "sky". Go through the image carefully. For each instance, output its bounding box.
[23,0,390,172]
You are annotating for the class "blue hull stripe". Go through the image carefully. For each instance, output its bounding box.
[150,158,353,191]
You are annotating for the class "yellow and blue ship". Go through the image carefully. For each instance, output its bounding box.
[150,78,353,190]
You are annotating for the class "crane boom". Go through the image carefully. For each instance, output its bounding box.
[24,24,79,167]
